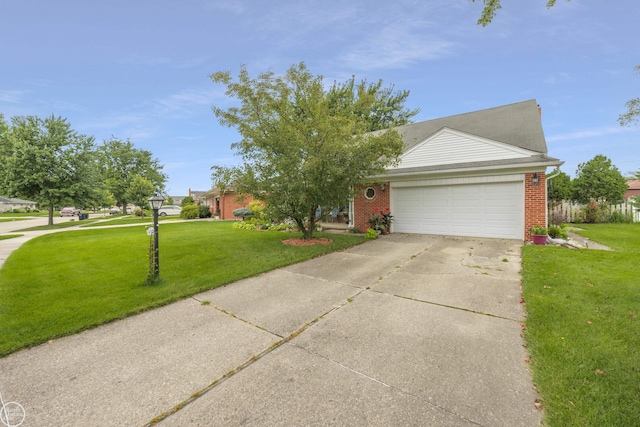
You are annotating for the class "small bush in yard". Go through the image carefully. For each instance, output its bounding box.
[548,224,568,239]
[180,204,199,219]
[365,228,378,239]
[198,204,212,218]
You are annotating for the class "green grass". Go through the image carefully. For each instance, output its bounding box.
[0,211,48,217]
[522,223,640,426]
[0,234,23,241]
[81,215,179,227]
[0,222,366,356]
[13,219,99,231]
[0,218,28,223]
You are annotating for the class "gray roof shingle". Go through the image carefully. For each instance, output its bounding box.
[393,99,549,154]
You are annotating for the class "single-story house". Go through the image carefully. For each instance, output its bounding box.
[623,180,640,201]
[201,185,254,220]
[351,99,563,241]
[0,197,38,213]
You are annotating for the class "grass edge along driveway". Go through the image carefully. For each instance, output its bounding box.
[0,221,366,357]
[522,223,639,427]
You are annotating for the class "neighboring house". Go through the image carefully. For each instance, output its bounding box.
[201,185,253,220]
[171,196,187,206]
[188,188,208,205]
[0,197,38,213]
[623,180,640,201]
[352,99,563,241]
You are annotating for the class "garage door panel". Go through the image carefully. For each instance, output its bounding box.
[392,182,523,239]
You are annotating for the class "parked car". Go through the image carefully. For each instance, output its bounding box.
[60,207,80,217]
[109,207,121,215]
[158,205,182,216]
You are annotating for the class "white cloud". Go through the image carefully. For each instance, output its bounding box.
[546,126,629,142]
[0,89,30,104]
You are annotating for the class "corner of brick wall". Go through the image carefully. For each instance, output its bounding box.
[353,183,391,231]
[524,172,547,241]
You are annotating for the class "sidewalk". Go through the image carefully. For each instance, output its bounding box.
[0,234,540,426]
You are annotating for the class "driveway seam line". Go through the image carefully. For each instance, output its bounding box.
[290,341,484,426]
[145,290,366,425]
[378,291,523,323]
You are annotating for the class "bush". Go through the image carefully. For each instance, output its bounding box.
[198,204,212,218]
[12,208,26,213]
[607,210,634,224]
[548,225,568,239]
[365,228,379,240]
[180,204,199,219]
[248,200,265,220]
[549,210,567,226]
[232,207,252,219]
[134,207,151,217]
[232,221,255,230]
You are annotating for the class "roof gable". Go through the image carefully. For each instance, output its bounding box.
[398,128,538,169]
[392,99,548,154]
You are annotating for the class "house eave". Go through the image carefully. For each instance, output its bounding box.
[372,158,564,181]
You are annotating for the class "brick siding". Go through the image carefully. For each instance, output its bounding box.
[524,172,547,241]
[353,183,390,231]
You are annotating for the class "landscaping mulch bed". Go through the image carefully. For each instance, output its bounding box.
[282,238,333,246]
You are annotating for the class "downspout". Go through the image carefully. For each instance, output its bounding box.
[545,167,562,227]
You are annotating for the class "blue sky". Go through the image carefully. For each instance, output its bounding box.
[1,0,638,195]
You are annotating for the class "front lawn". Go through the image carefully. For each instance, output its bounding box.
[0,234,23,241]
[81,215,179,227]
[522,223,640,426]
[0,218,28,223]
[0,221,365,356]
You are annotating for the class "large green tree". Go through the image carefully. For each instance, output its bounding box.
[124,175,155,215]
[210,63,411,239]
[572,154,627,204]
[98,138,167,213]
[548,171,572,205]
[0,115,98,225]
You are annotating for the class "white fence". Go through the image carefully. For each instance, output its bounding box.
[549,200,640,223]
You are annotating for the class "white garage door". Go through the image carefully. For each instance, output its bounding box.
[392,182,523,239]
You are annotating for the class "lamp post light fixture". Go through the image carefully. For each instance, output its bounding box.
[148,193,165,279]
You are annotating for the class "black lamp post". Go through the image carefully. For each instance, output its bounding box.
[148,193,165,278]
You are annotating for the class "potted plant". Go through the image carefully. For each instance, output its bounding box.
[530,225,548,245]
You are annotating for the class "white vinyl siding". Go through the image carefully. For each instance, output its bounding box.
[398,128,534,170]
[391,181,524,240]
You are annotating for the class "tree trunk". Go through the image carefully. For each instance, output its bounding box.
[48,205,54,226]
[305,207,316,239]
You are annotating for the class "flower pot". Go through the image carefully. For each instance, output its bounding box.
[531,234,548,245]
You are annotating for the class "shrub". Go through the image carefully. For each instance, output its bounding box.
[198,204,212,218]
[232,207,252,219]
[365,228,379,240]
[134,207,151,217]
[607,210,634,224]
[232,221,255,230]
[12,208,26,213]
[548,225,568,239]
[180,204,199,219]
[248,200,265,220]
[268,223,292,232]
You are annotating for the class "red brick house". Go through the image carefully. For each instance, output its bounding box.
[623,180,640,201]
[352,100,563,241]
[201,185,254,220]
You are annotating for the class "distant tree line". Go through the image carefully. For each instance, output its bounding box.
[0,114,167,225]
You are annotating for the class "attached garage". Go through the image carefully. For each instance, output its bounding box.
[352,100,564,241]
[391,180,524,239]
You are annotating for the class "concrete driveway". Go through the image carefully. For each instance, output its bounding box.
[0,234,540,426]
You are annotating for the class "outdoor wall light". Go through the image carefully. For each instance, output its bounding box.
[532,172,539,186]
